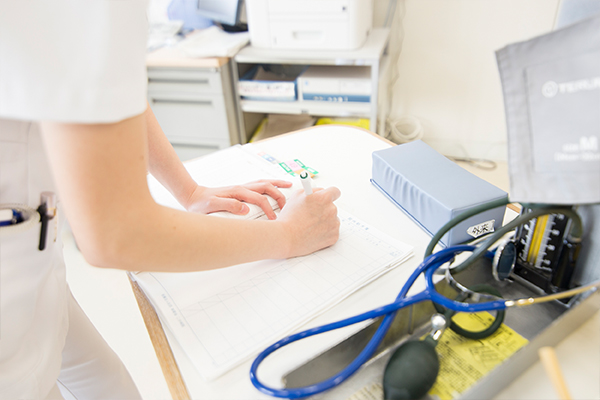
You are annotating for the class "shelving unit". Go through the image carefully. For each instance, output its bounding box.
[232,28,391,143]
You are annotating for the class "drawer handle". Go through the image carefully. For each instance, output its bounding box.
[148,78,210,85]
[151,99,213,106]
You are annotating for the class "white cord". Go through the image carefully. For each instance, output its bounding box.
[386,115,424,144]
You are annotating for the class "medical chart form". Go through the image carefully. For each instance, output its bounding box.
[134,210,412,380]
[135,141,413,379]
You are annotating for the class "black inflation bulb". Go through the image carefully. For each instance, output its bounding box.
[382,337,440,400]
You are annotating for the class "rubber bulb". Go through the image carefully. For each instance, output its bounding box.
[382,338,440,400]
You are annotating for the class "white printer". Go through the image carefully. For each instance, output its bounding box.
[245,0,373,50]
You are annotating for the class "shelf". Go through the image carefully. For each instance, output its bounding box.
[233,28,390,141]
[239,100,371,118]
[234,28,390,66]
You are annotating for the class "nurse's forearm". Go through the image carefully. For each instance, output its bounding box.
[144,103,292,219]
[39,114,291,271]
[85,199,293,272]
[144,103,198,208]
[41,114,340,271]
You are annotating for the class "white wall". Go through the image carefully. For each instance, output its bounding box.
[148,0,172,23]
[389,0,560,161]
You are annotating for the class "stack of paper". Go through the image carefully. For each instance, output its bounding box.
[147,21,184,52]
[136,144,414,380]
[176,26,249,58]
[238,66,304,101]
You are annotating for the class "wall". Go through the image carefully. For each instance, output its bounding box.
[147,0,562,162]
[389,0,560,161]
[148,0,172,23]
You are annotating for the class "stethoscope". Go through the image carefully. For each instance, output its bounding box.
[249,203,600,399]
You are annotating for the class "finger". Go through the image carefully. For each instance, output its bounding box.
[208,198,250,215]
[317,186,341,202]
[231,188,278,220]
[258,179,293,188]
[242,181,289,211]
[257,183,288,211]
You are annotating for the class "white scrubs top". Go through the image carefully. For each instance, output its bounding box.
[0,1,148,397]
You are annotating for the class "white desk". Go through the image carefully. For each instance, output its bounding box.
[66,126,600,400]
[131,125,434,399]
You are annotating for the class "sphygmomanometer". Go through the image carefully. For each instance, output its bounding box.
[250,14,600,400]
[249,167,595,400]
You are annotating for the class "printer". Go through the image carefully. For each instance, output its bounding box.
[245,0,373,50]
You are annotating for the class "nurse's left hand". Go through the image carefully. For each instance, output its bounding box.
[182,179,293,220]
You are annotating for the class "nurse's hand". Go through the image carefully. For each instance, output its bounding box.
[277,186,341,257]
[183,179,293,220]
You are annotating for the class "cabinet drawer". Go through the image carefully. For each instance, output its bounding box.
[148,68,223,95]
[149,92,231,148]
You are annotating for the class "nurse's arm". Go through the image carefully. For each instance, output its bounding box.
[39,114,340,272]
[143,104,291,220]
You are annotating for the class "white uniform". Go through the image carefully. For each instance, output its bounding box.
[0,1,148,398]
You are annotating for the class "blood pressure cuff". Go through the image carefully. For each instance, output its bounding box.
[496,15,600,204]
[371,140,508,247]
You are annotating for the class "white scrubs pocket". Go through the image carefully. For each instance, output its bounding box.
[0,203,69,399]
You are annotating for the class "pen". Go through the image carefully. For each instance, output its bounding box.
[37,191,57,251]
[300,171,313,195]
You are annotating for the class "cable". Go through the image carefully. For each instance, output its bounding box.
[383,0,398,27]
[250,246,503,399]
[381,0,407,139]
[452,206,583,276]
[251,247,462,398]
[386,115,424,144]
[424,203,584,268]
[250,208,591,398]
[424,197,509,258]
[426,203,584,338]
[436,284,505,340]
[505,280,600,307]
[446,156,497,171]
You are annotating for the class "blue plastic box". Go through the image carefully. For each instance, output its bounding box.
[371,140,508,247]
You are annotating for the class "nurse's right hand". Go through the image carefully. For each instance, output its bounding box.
[276,186,341,258]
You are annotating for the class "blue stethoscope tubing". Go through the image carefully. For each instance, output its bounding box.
[249,245,507,398]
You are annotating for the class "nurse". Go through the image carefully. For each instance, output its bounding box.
[0,2,340,399]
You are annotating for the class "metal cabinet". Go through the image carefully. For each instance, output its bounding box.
[147,61,240,158]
